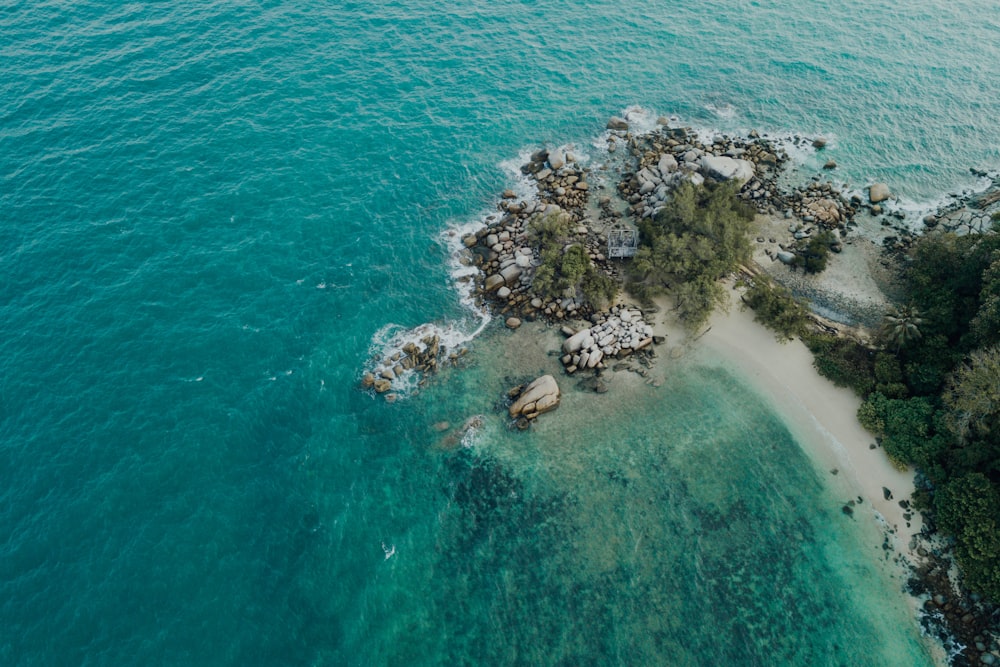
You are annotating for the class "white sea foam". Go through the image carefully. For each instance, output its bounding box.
[364,152,545,396]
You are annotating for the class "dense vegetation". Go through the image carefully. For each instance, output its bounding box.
[529,211,618,308]
[817,230,1000,600]
[630,181,755,329]
[741,278,810,342]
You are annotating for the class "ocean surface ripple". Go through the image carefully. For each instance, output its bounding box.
[2,0,995,664]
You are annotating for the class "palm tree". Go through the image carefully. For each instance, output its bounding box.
[882,305,923,352]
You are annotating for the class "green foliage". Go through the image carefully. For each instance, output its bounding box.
[803,333,876,396]
[560,244,589,286]
[903,232,1000,349]
[742,279,810,342]
[969,257,1000,347]
[528,210,573,248]
[531,243,617,308]
[829,230,1000,601]
[857,393,951,472]
[581,271,618,310]
[873,352,908,398]
[632,181,754,328]
[880,305,924,352]
[674,275,728,330]
[933,474,1000,601]
[942,346,1000,444]
[792,231,836,274]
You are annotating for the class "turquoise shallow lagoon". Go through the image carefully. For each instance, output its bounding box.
[3,0,996,663]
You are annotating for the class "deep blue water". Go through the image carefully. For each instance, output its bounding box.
[3,0,997,664]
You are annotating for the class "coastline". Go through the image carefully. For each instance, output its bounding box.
[683,285,922,549]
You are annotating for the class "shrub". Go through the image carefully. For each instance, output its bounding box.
[742,279,809,342]
[803,333,876,396]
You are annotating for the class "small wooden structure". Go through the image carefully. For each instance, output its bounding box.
[607,229,639,259]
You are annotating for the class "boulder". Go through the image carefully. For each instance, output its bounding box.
[485,274,505,291]
[607,116,629,131]
[374,379,392,393]
[509,375,561,418]
[505,317,522,329]
[869,183,891,203]
[657,153,678,175]
[776,251,797,265]
[497,286,511,299]
[562,329,592,353]
[499,265,523,284]
[699,155,755,185]
[548,148,566,170]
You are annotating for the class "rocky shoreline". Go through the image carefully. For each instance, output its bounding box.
[359,114,1000,664]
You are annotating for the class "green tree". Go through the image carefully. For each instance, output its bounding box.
[943,346,1000,444]
[632,181,753,330]
[934,473,1000,600]
[742,279,809,342]
[881,305,923,352]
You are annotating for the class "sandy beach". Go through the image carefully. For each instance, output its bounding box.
[652,286,922,552]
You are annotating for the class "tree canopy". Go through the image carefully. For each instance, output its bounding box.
[631,181,754,329]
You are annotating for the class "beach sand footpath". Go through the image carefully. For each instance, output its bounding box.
[652,287,922,553]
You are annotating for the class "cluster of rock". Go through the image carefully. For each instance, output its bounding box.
[361,333,454,399]
[508,374,561,426]
[911,538,1000,666]
[559,305,658,374]
[786,180,857,229]
[613,125,790,219]
[460,148,615,324]
[519,146,591,211]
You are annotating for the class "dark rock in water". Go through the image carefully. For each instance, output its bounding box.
[578,375,609,394]
[899,499,910,509]
[842,504,854,516]
[823,160,837,170]
[813,137,828,149]
[830,468,839,475]
[883,487,893,500]
[515,417,531,430]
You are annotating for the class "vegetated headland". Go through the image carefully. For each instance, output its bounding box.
[363,113,1000,666]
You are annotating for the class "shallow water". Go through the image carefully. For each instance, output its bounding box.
[3,0,993,663]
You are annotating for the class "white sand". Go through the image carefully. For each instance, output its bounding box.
[651,288,921,552]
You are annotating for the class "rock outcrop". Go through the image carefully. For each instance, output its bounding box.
[559,305,656,374]
[509,375,561,420]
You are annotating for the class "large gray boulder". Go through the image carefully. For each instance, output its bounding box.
[562,329,593,354]
[509,375,561,418]
[868,182,891,203]
[547,147,566,170]
[485,274,505,291]
[699,155,755,185]
[657,154,678,176]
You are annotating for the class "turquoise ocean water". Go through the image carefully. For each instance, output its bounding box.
[3,1,998,664]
